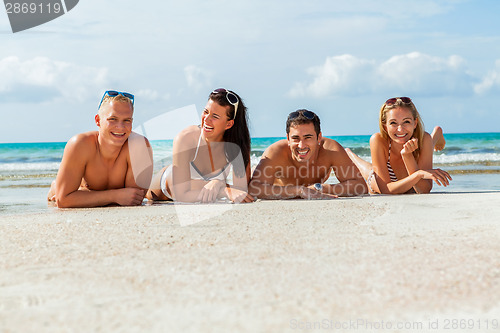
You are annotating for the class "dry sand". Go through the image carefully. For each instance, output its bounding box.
[1,192,500,332]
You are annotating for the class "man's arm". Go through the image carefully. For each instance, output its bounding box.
[323,140,368,197]
[248,141,333,200]
[249,157,303,200]
[55,134,144,208]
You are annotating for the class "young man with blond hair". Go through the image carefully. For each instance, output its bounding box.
[48,91,152,207]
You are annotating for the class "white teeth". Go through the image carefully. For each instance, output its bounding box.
[112,132,125,136]
[297,149,309,155]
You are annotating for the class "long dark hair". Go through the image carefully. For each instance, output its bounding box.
[208,89,251,178]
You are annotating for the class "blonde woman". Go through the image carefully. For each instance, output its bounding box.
[347,97,451,194]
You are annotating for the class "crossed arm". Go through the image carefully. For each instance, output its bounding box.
[371,133,451,194]
[249,141,366,199]
[169,129,253,203]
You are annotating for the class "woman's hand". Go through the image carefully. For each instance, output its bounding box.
[418,169,452,187]
[401,138,419,155]
[197,179,226,203]
[224,186,255,203]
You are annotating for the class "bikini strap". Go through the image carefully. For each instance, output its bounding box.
[192,132,215,172]
[192,133,204,161]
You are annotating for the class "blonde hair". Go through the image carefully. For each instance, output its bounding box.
[98,94,134,114]
[378,98,425,160]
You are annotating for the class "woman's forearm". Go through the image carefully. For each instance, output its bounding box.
[385,171,424,194]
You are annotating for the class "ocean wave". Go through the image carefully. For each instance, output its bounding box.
[250,150,265,158]
[2,153,498,172]
[0,162,60,172]
[0,157,62,164]
[434,153,500,165]
[345,147,371,156]
[441,146,500,154]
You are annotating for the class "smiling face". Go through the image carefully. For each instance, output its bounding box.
[95,100,133,147]
[287,122,322,163]
[384,106,417,144]
[201,99,234,141]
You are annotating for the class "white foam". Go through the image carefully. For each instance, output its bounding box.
[434,153,500,164]
[0,162,60,172]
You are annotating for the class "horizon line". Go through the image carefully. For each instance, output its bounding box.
[1,131,500,145]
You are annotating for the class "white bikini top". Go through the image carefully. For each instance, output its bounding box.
[189,133,231,182]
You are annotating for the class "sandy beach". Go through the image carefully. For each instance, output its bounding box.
[1,192,500,332]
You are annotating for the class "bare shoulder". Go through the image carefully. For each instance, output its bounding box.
[321,137,344,152]
[65,131,98,154]
[420,132,434,153]
[130,132,151,146]
[370,132,389,151]
[262,139,289,159]
[422,131,432,144]
[172,125,201,157]
[178,125,200,137]
[370,132,386,145]
[319,138,354,171]
[254,139,290,170]
[174,125,199,144]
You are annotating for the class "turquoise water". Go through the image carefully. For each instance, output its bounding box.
[1,133,499,215]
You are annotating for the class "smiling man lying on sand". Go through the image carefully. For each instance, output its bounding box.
[249,109,367,199]
[47,90,152,208]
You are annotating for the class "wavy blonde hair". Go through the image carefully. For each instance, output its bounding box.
[379,98,425,160]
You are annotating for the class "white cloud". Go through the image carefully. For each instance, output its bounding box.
[289,52,475,98]
[184,65,212,92]
[288,55,375,98]
[474,59,500,95]
[377,52,472,95]
[0,56,109,103]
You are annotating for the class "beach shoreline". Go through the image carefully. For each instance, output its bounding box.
[2,132,500,217]
[1,192,500,332]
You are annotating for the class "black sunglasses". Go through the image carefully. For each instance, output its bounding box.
[288,110,316,121]
[212,88,239,119]
[98,90,135,109]
[385,97,412,106]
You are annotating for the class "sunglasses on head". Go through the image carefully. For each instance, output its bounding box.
[98,90,135,110]
[288,110,316,121]
[385,97,412,106]
[212,88,239,120]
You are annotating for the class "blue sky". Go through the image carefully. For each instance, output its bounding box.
[1,0,500,143]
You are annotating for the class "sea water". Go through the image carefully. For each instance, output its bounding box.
[1,133,499,216]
